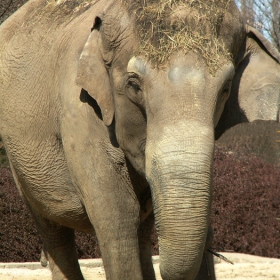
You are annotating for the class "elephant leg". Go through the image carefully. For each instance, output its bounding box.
[8,162,84,280]
[83,193,143,280]
[92,223,143,280]
[138,213,156,280]
[28,206,84,280]
[195,226,216,280]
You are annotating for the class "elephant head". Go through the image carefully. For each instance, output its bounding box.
[75,0,260,279]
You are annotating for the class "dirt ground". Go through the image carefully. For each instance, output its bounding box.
[0,253,279,280]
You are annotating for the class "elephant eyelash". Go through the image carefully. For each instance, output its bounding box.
[126,75,145,107]
[126,75,142,92]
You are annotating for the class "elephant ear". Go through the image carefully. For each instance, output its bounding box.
[215,25,280,139]
[76,17,114,126]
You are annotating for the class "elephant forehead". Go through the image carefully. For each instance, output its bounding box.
[127,57,147,75]
[168,65,205,84]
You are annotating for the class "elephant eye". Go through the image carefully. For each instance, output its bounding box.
[222,88,229,95]
[126,74,142,95]
[127,80,141,93]
[222,80,232,96]
[126,75,144,106]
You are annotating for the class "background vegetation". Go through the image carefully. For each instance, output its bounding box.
[0,0,27,25]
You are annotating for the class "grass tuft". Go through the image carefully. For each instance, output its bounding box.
[124,0,232,73]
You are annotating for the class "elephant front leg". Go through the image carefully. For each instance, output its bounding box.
[98,237,143,280]
[93,222,144,280]
[84,192,143,280]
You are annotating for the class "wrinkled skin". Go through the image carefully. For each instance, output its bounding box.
[0,1,279,280]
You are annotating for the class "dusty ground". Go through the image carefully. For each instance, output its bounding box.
[0,253,279,280]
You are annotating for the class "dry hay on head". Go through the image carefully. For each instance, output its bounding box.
[124,0,232,73]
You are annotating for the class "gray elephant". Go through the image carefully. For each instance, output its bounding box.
[0,1,279,280]
[216,25,280,138]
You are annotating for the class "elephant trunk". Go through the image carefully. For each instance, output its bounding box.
[146,121,214,280]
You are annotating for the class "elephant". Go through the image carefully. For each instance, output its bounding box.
[0,0,279,280]
[215,25,280,138]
